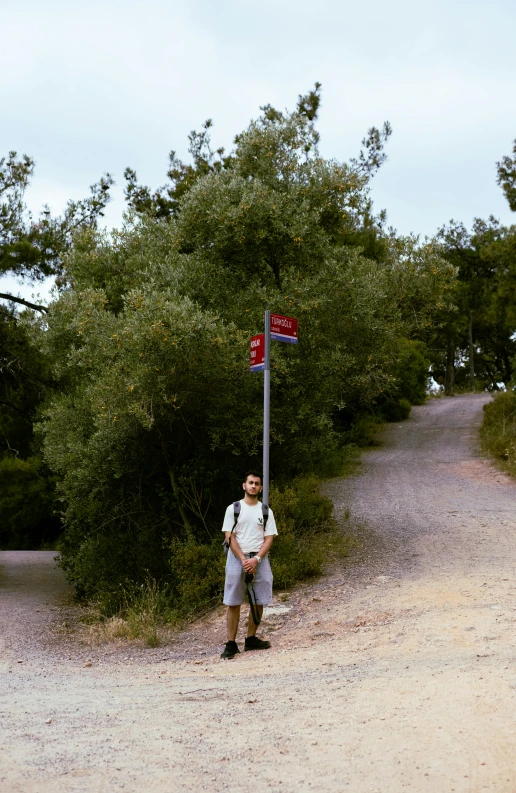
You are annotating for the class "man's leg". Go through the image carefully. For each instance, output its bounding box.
[227,605,241,641]
[246,605,263,637]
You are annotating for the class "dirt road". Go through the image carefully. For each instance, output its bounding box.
[3,393,516,792]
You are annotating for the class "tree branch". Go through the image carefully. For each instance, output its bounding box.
[0,292,48,313]
[0,399,25,413]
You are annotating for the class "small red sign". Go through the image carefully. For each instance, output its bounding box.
[250,334,265,372]
[270,313,298,343]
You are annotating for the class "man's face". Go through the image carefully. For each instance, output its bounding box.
[243,475,262,497]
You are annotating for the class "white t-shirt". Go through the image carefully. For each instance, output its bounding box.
[222,500,278,554]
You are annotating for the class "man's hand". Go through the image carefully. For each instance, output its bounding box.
[242,557,258,573]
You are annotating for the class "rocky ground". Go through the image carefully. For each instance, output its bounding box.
[3,393,516,792]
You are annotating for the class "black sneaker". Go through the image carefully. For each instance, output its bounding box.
[244,636,271,651]
[220,641,240,659]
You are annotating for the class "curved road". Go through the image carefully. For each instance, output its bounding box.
[2,394,516,792]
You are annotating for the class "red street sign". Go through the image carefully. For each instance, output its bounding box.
[250,334,265,372]
[270,313,298,343]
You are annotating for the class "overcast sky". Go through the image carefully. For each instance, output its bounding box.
[2,0,516,302]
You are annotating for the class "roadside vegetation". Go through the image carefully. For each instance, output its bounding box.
[1,85,515,635]
[79,475,355,647]
[480,391,516,476]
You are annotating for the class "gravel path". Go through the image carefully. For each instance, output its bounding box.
[3,393,516,792]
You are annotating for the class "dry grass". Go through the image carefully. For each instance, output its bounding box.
[76,577,179,648]
[78,611,180,649]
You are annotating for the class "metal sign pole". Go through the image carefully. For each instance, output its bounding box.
[263,310,271,507]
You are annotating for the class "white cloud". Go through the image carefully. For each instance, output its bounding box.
[1,0,515,242]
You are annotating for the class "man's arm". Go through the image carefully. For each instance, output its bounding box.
[225,533,246,565]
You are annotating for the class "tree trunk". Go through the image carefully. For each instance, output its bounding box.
[160,440,192,538]
[166,464,193,539]
[502,350,512,388]
[467,312,475,391]
[445,332,455,396]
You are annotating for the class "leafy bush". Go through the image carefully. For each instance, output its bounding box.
[105,448,359,624]
[307,444,361,478]
[57,512,171,612]
[379,339,429,421]
[168,539,226,617]
[480,391,516,474]
[382,397,412,423]
[393,339,430,406]
[268,475,348,590]
[0,456,60,549]
[87,475,347,622]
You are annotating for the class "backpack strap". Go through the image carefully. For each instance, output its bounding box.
[262,503,269,530]
[226,500,241,550]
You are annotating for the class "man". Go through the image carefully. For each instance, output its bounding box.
[220,471,278,659]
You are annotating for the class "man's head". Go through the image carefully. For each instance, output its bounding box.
[242,471,263,498]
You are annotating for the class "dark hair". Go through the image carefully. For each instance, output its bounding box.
[244,470,263,484]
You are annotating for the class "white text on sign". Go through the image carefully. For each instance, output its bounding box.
[249,334,265,372]
[270,313,298,344]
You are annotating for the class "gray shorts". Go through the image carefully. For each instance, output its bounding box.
[223,550,273,606]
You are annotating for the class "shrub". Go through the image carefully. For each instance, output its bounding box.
[268,475,347,589]
[379,338,429,421]
[382,397,412,423]
[77,472,353,636]
[393,339,430,406]
[309,444,361,478]
[480,391,516,474]
[165,478,343,615]
[343,414,383,447]
[168,539,226,617]
[56,509,171,611]
[0,456,60,549]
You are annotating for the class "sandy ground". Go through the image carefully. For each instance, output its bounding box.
[3,393,516,792]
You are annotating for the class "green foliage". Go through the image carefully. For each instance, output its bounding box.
[379,338,429,421]
[0,456,60,549]
[0,306,52,459]
[497,138,516,212]
[0,308,57,551]
[121,577,172,647]
[0,150,113,285]
[168,539,226,617]
[393,340,430,406]
[480,391,516,474]
[381,398,412,423]
[40,284,258,602]
[435,217,516,391]
[307,444,361,479]
[0,149,114,551]
[342,414,383,446]
[268,475,346,589]
[33,87,456,610]
[77,476,342,620]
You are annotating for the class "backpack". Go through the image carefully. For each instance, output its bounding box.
[223,500,269,555]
